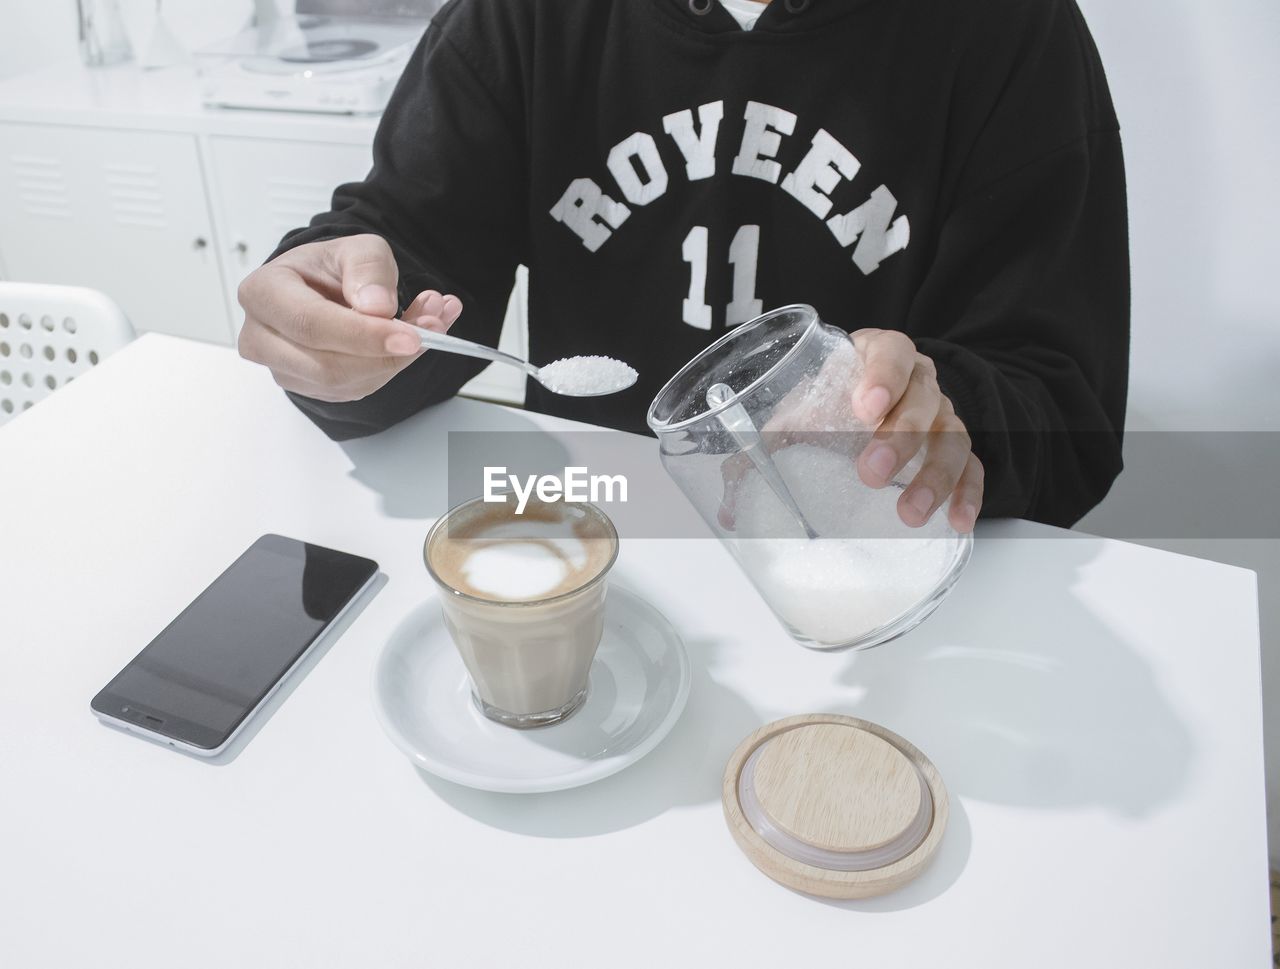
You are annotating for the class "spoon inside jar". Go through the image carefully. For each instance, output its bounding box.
[707,382,820,540]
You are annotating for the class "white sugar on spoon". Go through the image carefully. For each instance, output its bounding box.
[417,329,638,398]
[537,355,638,396]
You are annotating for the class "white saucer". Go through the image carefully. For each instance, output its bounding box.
[373,585,691,793]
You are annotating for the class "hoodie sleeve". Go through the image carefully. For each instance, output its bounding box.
[909,0,1130,527]
[269,6,528,441]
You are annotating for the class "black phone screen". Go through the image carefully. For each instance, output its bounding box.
[92,535,377,749]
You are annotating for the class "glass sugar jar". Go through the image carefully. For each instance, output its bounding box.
[647,305,972,651]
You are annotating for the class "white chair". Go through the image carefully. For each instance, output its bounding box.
[0,283,135,425]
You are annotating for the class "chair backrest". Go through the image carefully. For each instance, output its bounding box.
[0,282,135,425]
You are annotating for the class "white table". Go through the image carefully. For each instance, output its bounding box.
[0,335,1269,968]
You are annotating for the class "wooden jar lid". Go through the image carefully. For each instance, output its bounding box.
[722,714,948,899]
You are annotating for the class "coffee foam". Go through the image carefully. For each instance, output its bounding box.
[428,499,616,603]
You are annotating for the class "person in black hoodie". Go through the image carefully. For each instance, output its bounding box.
[237,0,1129,531]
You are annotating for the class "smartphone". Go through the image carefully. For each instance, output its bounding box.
[91,534,378,756]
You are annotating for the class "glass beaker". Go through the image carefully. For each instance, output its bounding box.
[647,304,972,651]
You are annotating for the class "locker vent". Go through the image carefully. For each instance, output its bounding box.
[11,154,70,220]
[106,162,167,229]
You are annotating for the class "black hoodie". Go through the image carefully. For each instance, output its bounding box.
[275,0,1130,527]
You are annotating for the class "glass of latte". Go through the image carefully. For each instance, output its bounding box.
[423,494,620,728]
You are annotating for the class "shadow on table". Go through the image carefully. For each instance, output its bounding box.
[418,636,770,837]
[337,402,571,520]
[833,533,1194,817]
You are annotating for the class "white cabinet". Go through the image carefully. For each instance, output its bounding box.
[0,123,230,344]
[207,136,373,331]
[0,72,527,403]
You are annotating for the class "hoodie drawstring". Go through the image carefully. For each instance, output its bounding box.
[689,0,812,16]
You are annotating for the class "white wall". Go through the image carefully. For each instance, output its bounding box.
[1076,0,1280,433]
[0,1,257,79]
[1,3,78,79]
[1074,0,1280,860]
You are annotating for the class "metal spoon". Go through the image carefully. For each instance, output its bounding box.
[416,328,637,397]
[707,382,819,540]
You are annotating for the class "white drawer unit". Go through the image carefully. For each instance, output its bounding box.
[0,64,527,404]
[207,136,373,332]
[0,123,230,344]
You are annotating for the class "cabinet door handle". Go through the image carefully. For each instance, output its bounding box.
[193,237,209,250]
[234,241,249,255]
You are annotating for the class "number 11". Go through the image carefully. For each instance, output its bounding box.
[681,224,762,330]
